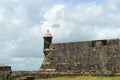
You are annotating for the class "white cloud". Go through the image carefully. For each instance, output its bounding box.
[95,28,120,39]
[30,25,41,37]
[0,9,5,22]
[11,18,23,25]
[1,0,120,71]
[0,0,50,70]
[44,4,65,20]
[41,0,120,42]
[41,3,99,41]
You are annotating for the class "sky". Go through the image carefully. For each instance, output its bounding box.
[0,0,120,71]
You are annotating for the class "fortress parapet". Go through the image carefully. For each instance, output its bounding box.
[40,30,120,76]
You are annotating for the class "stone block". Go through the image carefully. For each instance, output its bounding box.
[107,39,119,46]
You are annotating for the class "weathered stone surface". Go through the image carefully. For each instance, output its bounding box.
[40,38,120,76]
[15,76,34,80]
[0,66,12,80]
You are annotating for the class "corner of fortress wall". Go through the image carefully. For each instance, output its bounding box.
[40,38,120,76]
[0,66,12,80]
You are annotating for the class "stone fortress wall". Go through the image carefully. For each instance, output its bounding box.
[4,38,120,79]
[0,66,59,79]
[0,66,12,80]
[1,30,120,79]
[40,38,120,76]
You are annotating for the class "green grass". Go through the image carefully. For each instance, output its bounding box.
[36,76,120,80]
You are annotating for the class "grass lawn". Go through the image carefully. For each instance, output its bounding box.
[36,76,120,80]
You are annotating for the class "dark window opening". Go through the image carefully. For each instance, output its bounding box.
[92,40,107,47]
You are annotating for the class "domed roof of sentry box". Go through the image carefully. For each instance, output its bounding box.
[43,29,52,37]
